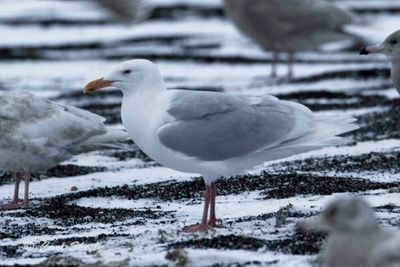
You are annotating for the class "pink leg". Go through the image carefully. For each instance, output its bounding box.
[271,52,278,78]
[12,173,21,203]
[287,52,294,80]
[209,182,217,227]
[183,184,212,233]
[0,172,26,210]
[23,173,30,208]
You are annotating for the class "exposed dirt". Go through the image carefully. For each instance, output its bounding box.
[169,232,324,255]
[275,151,400,174]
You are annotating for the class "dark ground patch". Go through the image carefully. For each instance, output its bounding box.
[0,165,107,186]
[274,151,400,175]
[0,233,128,262]
[353,102,400,141]
[0,223,61,240]
[170,235,266,251]
[169,232,324,255]
[277,90,392,111]
[42,165,107,179]
[265,232,325,255]
[233,210,316,224]
[29,173,399,205]
[106,149,155,163]
[291,68,390,84]
[0,245,25,259]
[5,197,172,227]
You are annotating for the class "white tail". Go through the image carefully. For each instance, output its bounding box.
[279,114,358,150]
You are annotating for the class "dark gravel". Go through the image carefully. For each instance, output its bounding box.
[23,172,398,205]
[170,235,266,251]
[0,165,107,186]
[265,232,325,255]
[353,101,400,141]
[169,232,324,255]
[6,197,171,227]
[275,151,400,174]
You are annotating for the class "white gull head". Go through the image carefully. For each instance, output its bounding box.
[322,197,378,232]
[361,29,400,61]
[85,59,165,95]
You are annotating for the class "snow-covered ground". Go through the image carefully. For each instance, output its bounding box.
[1,0,400,266]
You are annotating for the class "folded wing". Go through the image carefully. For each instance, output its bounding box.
[157,91,314,161]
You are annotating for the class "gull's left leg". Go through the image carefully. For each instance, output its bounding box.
[287,52,294,80]
[183,184,212,233]
[22,172,31,208]
[271,51,278,78]
[209,182,217,227]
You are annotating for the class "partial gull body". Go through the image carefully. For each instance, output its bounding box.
[305,198,400,267]
[85,59,358,232]
[0,91,128,210]
[361,29,400,95]
[90,0,152,22]
[223,0,358,79]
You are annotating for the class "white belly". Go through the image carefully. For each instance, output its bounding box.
[121,92,202,175]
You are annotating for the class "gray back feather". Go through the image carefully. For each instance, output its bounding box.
[157,91,304,161]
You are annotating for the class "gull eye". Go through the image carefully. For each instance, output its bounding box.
[390,39,398,45]
[122,69,132,75]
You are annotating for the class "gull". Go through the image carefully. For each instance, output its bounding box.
[305,197,400,267]
[85,59,358,232]
[90,0,152,22]
[0,91,128,210]
[360,29,400,95]
[223,0,358,79]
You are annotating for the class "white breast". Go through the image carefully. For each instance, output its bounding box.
[121,91,201,174]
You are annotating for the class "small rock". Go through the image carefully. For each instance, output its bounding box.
[70,186,78,192]
[165,248,188,267]
[275,203,294,228]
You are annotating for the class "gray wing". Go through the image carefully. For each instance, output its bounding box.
[225,0,355,40]
[157,91,313,161]
[0,91,106,150]
[280,0,356,34]
[91,0,152,22]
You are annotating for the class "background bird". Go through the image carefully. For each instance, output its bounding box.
[223,0,360,80]
[85,59,358,233]
[360,29,400,95]
[304,197,400,267]
[0,91,128,210]
[90,0,152,22]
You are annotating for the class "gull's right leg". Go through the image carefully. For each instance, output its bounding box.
[209,182,217,227]
[271,51,278,78]
[0,172,25,210]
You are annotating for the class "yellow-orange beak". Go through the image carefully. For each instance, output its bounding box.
[84,78,113,93]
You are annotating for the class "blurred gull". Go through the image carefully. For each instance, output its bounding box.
[360,29,400,94]
[85,59,358,232]
[223,0,360,79]
[0,91,128,210]
[90,0,152,22]
[305,197,400,267]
